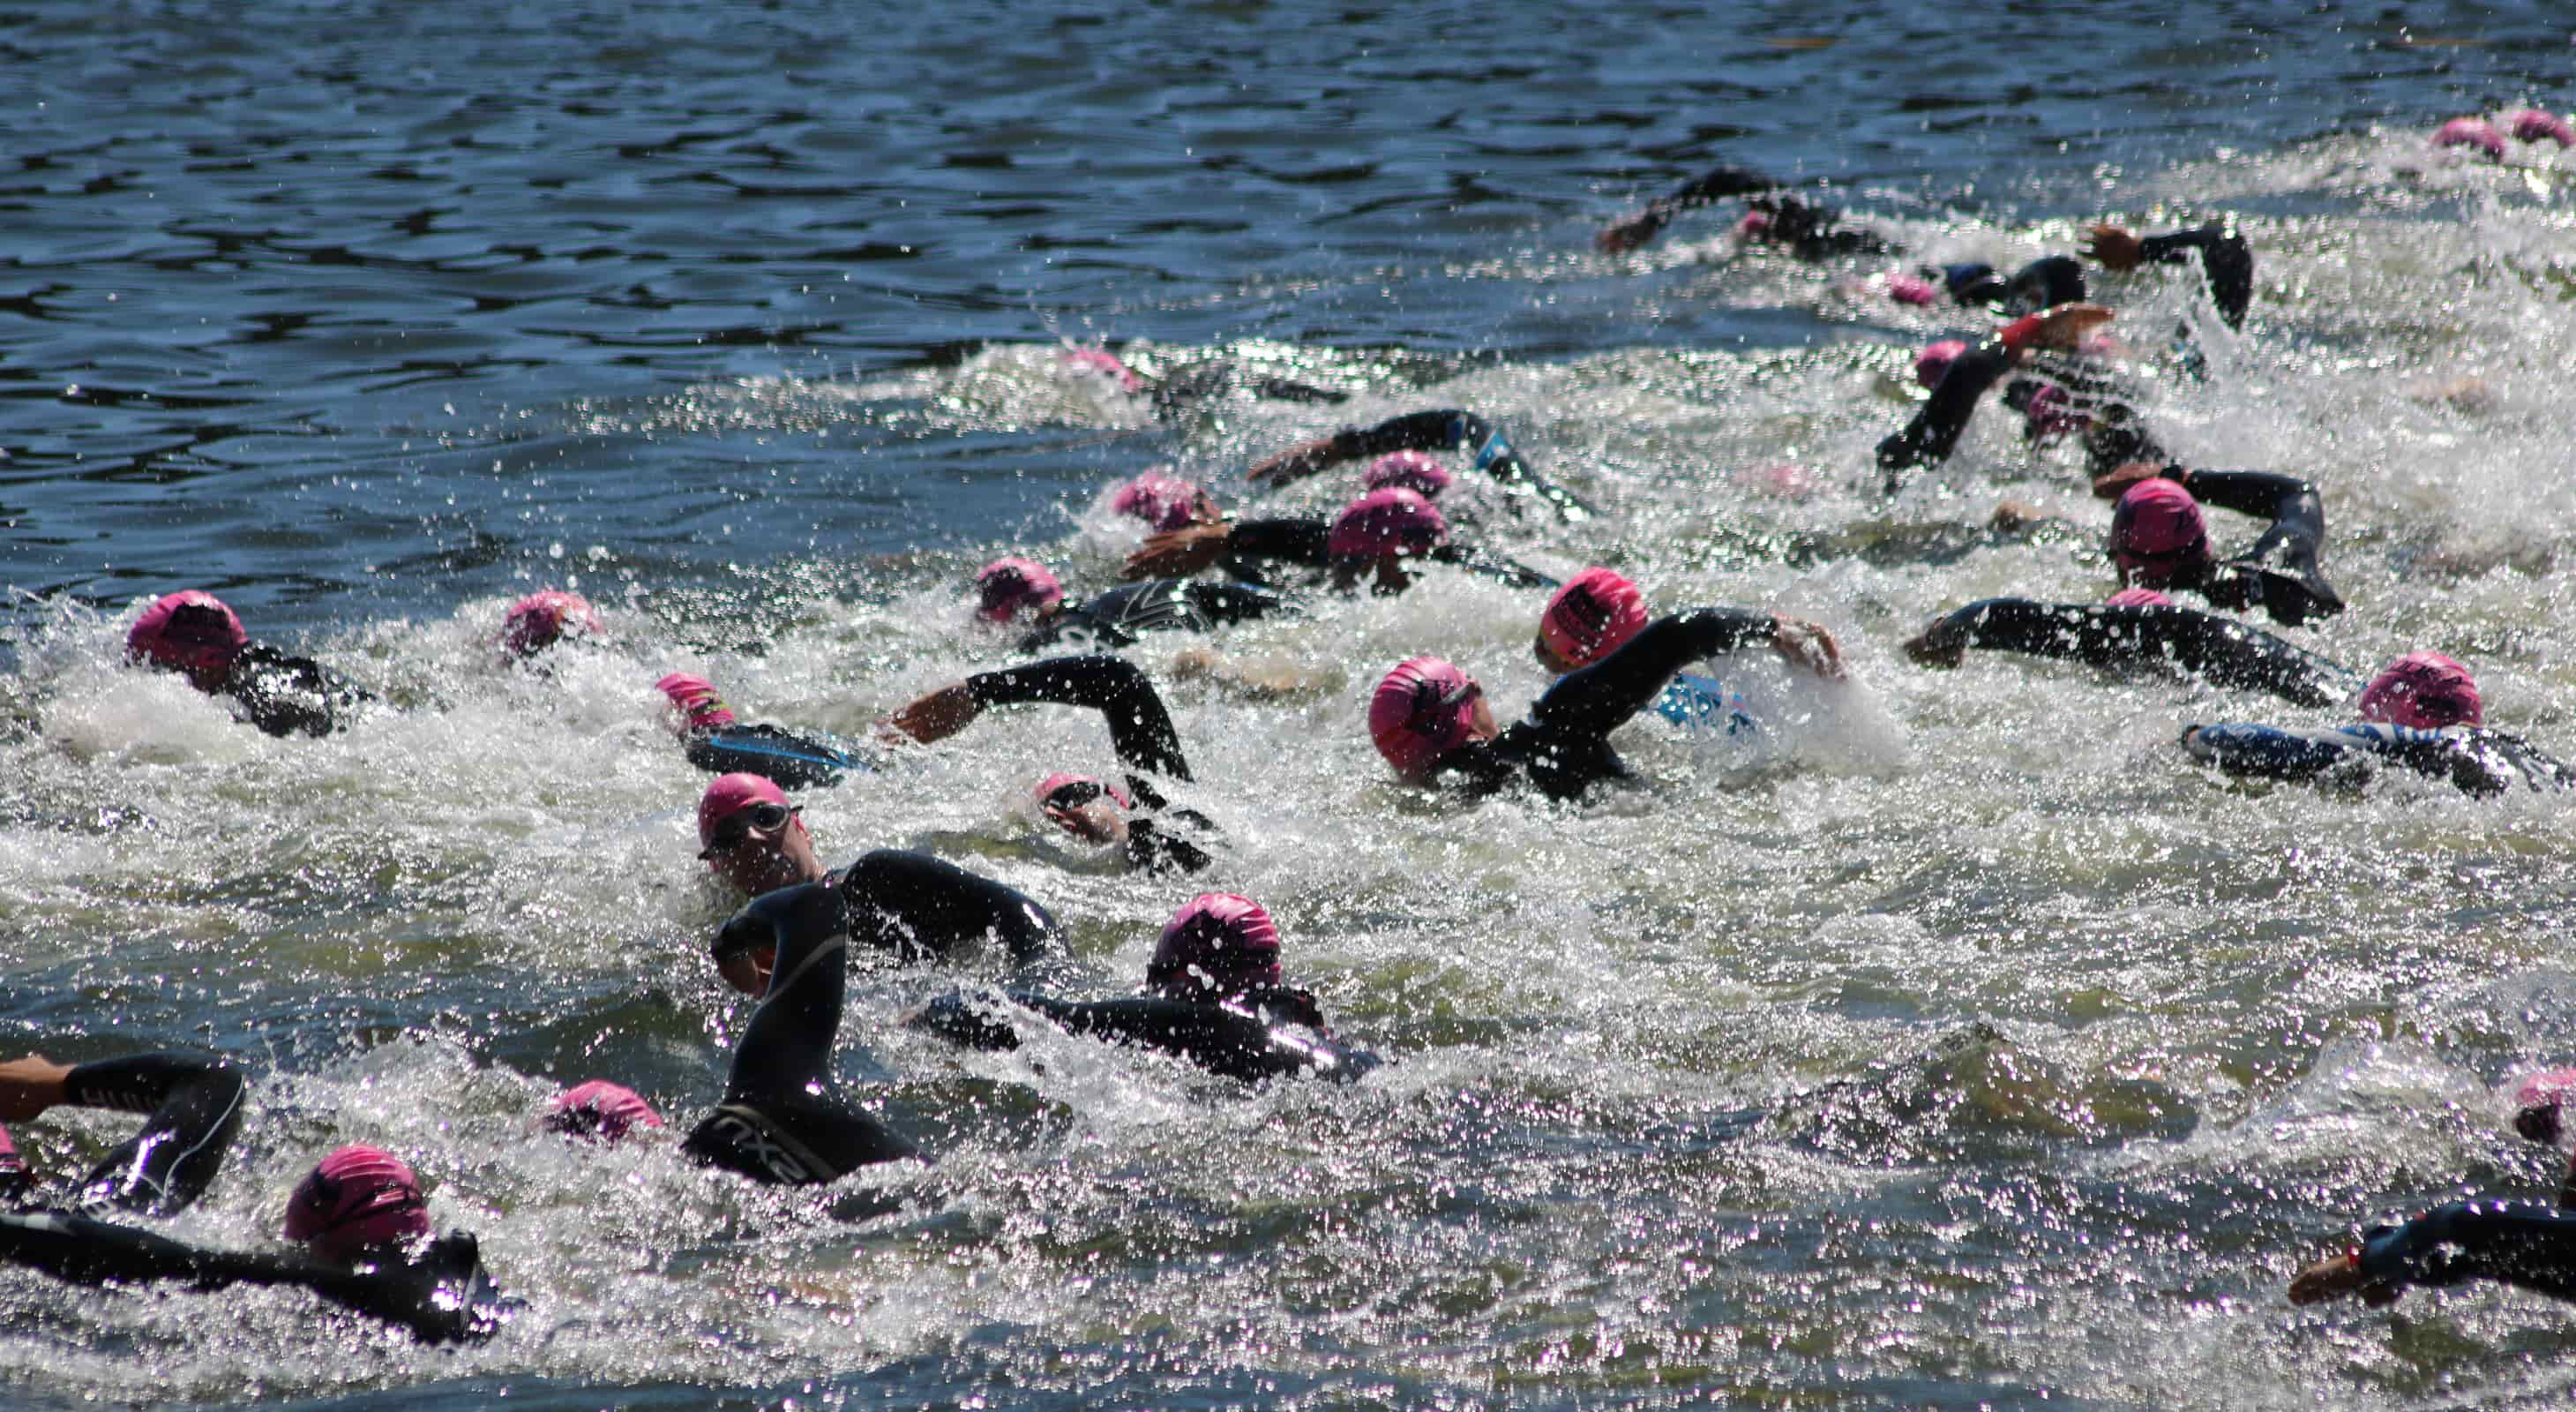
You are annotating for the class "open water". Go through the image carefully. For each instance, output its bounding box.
[5,2,2576,1408]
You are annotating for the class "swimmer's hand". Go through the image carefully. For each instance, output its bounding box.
[2091,461,2177,501]
[1903,620,1969,670]
[1042,797,1127,845]
[1771,616,1846,680]
[880,681,981,746]
[1596,209,1669,255]
[1999,303,2115,356]
[0,1055,72,1123]
[1988,499,2047,533]
[1123,522,1232,581]
[2080,224,2145,272]
[2288,1252,2400,1308]
[1247,433,1349,487]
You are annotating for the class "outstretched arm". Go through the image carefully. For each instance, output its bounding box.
[839,850,1067,968]
[1247,410,1591,520]
[2086,220,2253,329]
[1906,598,2357,707]
[2293,1202,2576,1307]
[887,655,1191,781]
[1529,608,1837,740]
[1597,164,1782,252]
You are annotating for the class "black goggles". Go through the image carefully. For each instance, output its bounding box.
[699,801,797,859]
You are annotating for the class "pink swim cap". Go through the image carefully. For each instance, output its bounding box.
[2431,117,2508,160]
[1884,273,1938,306]
[2507,109,2576,146]
[1362,451,1454,499]
[2023,383,2084,439]
[2513,1068,2576,1143]
[1062,346,1143,394]
[283,1145,430,1262]
[1109,472,1216,532]
[976,557,1064,623]
[2104,588,2175,609]
[1539,567,1651,669]
[1327,487,1449,562]
[548,1080,665,1143]
[1148,893,1283,997]
[127,590,249,677]
[2108,478,2210,585]
[2357,651,2482,729]
[1735,209,1773,239]
[655,672,738,732]
[502,590,603,657]
[1913,338,1969,389]
[1368,656,1483,777]
[697,772,789,851]
[1035,771,1133,812]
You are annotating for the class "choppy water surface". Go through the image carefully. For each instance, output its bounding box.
[6,3,2576,1408]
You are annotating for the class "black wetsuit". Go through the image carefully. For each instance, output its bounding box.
[2125,220,2254,332]
[218,643,377,739]
[1877,331,2166,483]
[0,1054,245,1217]
[1607,166,1891,259]
[2131,467,2341,627]
[686,881,926,1185]
[1434,608,1782,800]
[682,721,867,790]
[2354,1200,2576,1303]
[1016,579,1302,656]
[966,654,1222,875]
[711,849,1067,970]
[910,987,1380,1084]
[1218,513,1558,594]
[1914,598,2359,707]
[1258,409,1594,522]
[2183,721,2574,797]
[1147,358,1349,421]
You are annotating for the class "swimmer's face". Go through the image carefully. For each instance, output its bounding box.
[704,805,821,897]
[1466,687,1500,743]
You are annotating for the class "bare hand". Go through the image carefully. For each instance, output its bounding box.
[2091,461,2169,501]
[1123,522,1232,581]
[1771,616,1846,680]
[1246,435,1345,487]
[1596,211,1666,254]
[2019,303,2116,351]
[880,681,979,746]
[1988,499,2046,532]
[1904,621,1967,669]
[0,1055,72,1123]
[1043,799,1127,845]
[2080,224,2145,272]
[2288,1252,2400,1308]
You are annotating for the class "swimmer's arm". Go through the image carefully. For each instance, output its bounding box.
[2178,722,2359,781]
[962,655,1192,781]
[2349,1202,2576,1303]
[2177,468,2340,612]
[1426,545,1561,591]
[1184,580,1304,625]
[1597,164,1779,252]
[1529,608,1801,738]
[1876,341,2016,473]
[2131,219,2253,329]
[1215,518,1332,569]
[841,850,1067,968]
[720,882,850,1099]
[62,1053,247,1217]
[0,1055,73,1122]
[1906,599,2152,670]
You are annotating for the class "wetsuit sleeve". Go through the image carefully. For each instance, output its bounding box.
[1525,608,1777,740]
[837,849,1068,968]
[684,723,861,790]
[224,644,373,738]
[965,654,1192,781]
[2176,467,2341,619]
[1181,581,1302,626]
[1877,340,2015,476]
[1758,195,1893,259]
[2182,723,2513,795]
[58,1054,247,1218]
[985,994,1378,1084]
[720,882,853,1101]
[2357,1201,2576,1303]
[1426,545,1561,591]
[2136,220,2253,329]
[1611,164,1780,246]
[1924,598,2357,707]
[1277,410,1591,519]
[1123,817,1217,875]
[1223,518,1334,569]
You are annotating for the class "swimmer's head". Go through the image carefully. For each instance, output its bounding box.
[2107,478,2210,587]
[2022,383,2084,440]
[2507,109,2576,147]
[2357,651,2482,730]
[655,672,738,732]
[1147,892,1283,1000]
[1362,451,1454,499]
[1368,656,1491,777]
[547,1080,666,1144]
[1939,263,2004,304]
[2002,256,2086,316]
[2431,117,2508,160]
[697,772,814,896]
[1734,209,1773,240]
[1536,567,1651,672]
[1884,273,1938,306]
[1035,771,1134,845]
[1914,338,1969,390]
[283,1145,430,1263]
[1329,487,1449,592]
[501,590,603,659]
[2513,1069,2576,1144]
[976,558,1064,624]
[2104,587,2175,609]
[128,590,249,689]
[1062,346,1143,394]
[1110,471,1220,533]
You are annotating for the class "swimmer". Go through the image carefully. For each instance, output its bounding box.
[1122,487,1555,595]
[125,590,378,738]
[656,672,866,790]
[0,1136,517,1344]
[1244,409,1593,522]
[1060,343,1351,421]
[2183,650,2573,796]
[546,1080,665,1144]
[687,882,927,1184]
[2291,1200,2576,1310]
[1535,567,1785,733]
[1876,305,2177,483]
[907,892,1378,1083]
[1903,587,2359,707]
[694,772,1067,968]
[880,653,1222,874]
[1105,470,1224,533]
[1593,165,1892,259]
[976,555,1305,656]
[2097,465,2343,626]
[1368,607,1846,801]
[498,589,604,661]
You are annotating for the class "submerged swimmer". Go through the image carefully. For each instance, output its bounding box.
[1123,487,1555,595]
[125,590,378,738]
[1876,305,2180,484]
[498,589,604,662]
[694,773,1067,968]
[908,892,1377,1083]
[1243,409,1594,522]
[1367,607,1846,802]
[1904,586,2359,707]
[2183,650,2573,796]
[973,555,1305,657]
[1059,343,1351,421]
[656,672,867,790]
